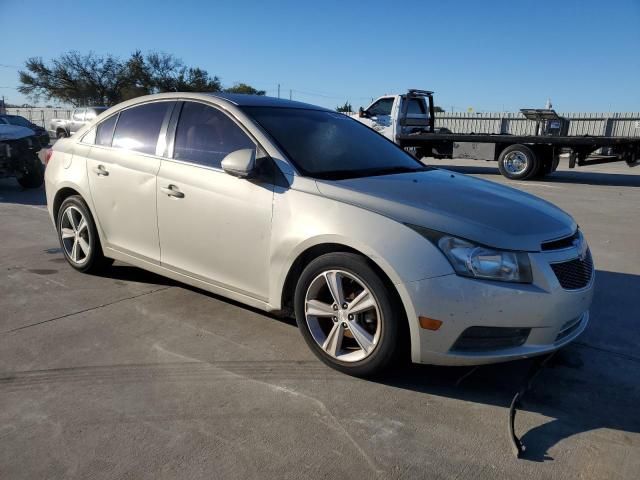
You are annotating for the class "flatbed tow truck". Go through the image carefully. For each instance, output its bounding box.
[354,89,640,180]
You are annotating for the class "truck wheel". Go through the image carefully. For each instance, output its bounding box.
[16,154,44,189]
[498,145,539,180]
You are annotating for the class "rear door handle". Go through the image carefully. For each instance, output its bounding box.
[93,164,109,176]
[160,184,184,198]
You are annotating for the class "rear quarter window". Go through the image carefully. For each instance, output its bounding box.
[95,114,119,146]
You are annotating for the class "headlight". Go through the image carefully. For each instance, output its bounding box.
[409,226,532,283]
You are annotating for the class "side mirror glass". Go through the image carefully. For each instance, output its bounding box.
[221,148,256,178]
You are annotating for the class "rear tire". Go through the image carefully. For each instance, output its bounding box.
[497,144,539,180]
[57,196,113,273]
[294,252,402,377]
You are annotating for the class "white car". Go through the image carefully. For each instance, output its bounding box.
[45,93,594,375]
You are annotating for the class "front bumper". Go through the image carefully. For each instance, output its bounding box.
[400,248,594,366]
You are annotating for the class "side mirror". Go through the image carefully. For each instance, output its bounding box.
[221,148,256,178]
[358,107,367,118]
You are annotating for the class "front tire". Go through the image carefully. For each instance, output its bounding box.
[498,144,539,180]
[57,196,112,273]
[294,252,401,376]
[16,154,44,188]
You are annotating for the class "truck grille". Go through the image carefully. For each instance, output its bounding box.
[550,250,593,290]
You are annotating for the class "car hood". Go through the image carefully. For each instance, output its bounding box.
[315,169,576,252]
[0,125,36,141]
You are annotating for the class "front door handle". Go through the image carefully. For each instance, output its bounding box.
[93,164,109,176]
[160,184,184,198]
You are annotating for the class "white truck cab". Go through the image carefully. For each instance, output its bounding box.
[353,93,431,142]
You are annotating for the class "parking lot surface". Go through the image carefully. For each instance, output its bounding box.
[1,158,639,479]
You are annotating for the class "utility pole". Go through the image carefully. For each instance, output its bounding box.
[289,89,292,100]
[277,84,280,99]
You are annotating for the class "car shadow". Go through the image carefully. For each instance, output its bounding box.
[61,260,640,462]
[93,261,297,325]
[428,162,640,187]
[100,264,179,287]
[0,179,46,206]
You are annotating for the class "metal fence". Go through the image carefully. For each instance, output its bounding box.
[434,112,640,137]
[5,107,71,130]
[6,107,640,138]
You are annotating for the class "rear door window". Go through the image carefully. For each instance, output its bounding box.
[112,102,170,155]
[173,102,255,168]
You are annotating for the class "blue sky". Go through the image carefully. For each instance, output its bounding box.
[1,0,638,112]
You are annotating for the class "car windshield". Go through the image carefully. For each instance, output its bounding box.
[5,116,32,127]
[243,107,429,180]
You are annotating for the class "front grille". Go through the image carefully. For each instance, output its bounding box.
[451,327,530,352]
[550,250,594,290]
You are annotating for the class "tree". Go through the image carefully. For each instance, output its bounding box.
[224,83,266,95]
[336,101,353,113]
[18,51,128,106]
[434,105,445,113]
[18,51,254,106]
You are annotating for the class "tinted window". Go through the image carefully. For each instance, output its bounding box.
[367,98,394,116]
[173,102,254,168]
[6,115,32,127]
[407,99,426,114]
[73,109,85,121]
[112,102,169,155]
[95,114,118,146]
[245,107,426,180]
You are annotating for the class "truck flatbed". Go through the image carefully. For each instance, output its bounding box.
[397,132,640,148]
[366,90,640,179]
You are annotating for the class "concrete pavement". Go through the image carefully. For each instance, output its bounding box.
[1,159,639,479]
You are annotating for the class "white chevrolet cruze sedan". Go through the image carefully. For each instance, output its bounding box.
[45,93,594,376]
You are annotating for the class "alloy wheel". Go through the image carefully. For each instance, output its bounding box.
[60,206,91,265]
[304,270,381,362]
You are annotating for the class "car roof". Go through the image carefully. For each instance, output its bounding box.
[204,93,329,111]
